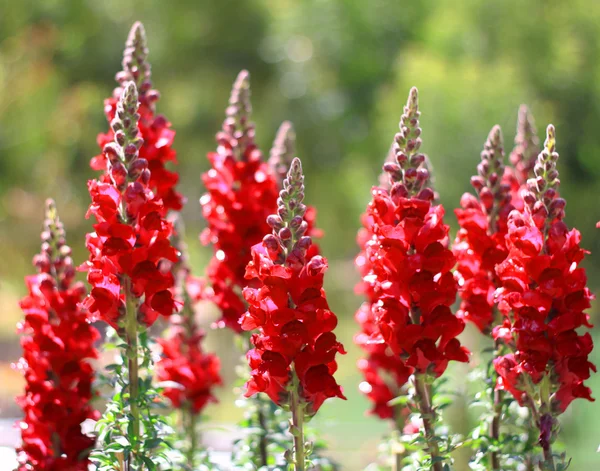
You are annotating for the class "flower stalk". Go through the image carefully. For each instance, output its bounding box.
[124,278,141,451]
[414,375,442,471]
[290,371,306,471]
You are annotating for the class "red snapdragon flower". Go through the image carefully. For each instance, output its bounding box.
[156,319,222,414]
[357,88,469,388]
[91,22,183,214]
[240,158,345,415]
[200,71,280,332]
[81,82,179,328]
[453,126,513,332]
[156,225,222,415]
[493,125,595,413]
[355,162,412,421]
[16,200,100,471]
[200,78,322,332]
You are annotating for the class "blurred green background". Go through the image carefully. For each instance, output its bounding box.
[1,0,599,469]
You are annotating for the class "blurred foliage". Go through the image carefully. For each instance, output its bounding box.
[1,0,600,470]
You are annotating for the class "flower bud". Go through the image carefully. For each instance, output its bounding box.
[279,227,292,240]
[128,158,148,179]
[267,214,284,230]
[115,130,126,146]
[140,168,151,184]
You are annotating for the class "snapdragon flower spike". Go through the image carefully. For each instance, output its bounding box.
[156,221,222,415]
[92,22,183,213]
[200,71,280,332]
[494,125,595,426]
[453,125,513,332]
[81,82,179,328]
[156,318,222,414]
[16,200,100,471]
[359,87,469,381]
[509,105,540,185]
[355,152,411,422]
[241,158,346,415]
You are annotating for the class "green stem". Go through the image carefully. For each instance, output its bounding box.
[541,444,556,471]
[290,371,305,471]
[124,277,140,465]
[490,338,503,471]
[489,388,503,470]
[185,407,198,469]
[414,374,442,471]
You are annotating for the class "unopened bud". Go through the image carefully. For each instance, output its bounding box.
[410,153,425,166]
[471,176,485,190]
[124,143,138,161]
[297,236,312,250]
[128,158,148,179]
[279,227,292,240]
[111,161,128,185]
[115,130,126,146]
[404,167,417,182]
[417,187,434,201]
[290,216,303,230]
[267,214,284,230]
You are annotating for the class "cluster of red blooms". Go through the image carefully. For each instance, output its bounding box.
[91,22,184,215]
[156,223,222,414]
[240,158,346,414]
[355,88,469,414]
[200,70,280,332]
[16,201,100,471]
[81,80,179,328]
[493,125,595,414]
[453,125,513,333]
[200,75,321,332]
[453,110,540,335]
[156,310,222,413]
[355,175,410,420]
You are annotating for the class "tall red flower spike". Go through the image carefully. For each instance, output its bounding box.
[358,87,469,383]
[493,125,595,458]
[16,200,100,471]
[156,221,222,415]
[81,81,179,329]
[356,89,468,470]
[453,125,513,333]
[200,75,324,333]
[355,149,410,423]
[200,71,280,332]
[92,21,183,214]
[240,157,346,415]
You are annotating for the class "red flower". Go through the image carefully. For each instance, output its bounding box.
[240,158,345,415]
[157,326,222,414]
[91,22,183,214]
[156,225,222,415]
[355,187,412,420]
[81,82,179,328]
[16,201,100,471]
[200,75,322,332]
[493,126,595,413]
[355,90,468,422]
[453,126,512,332]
